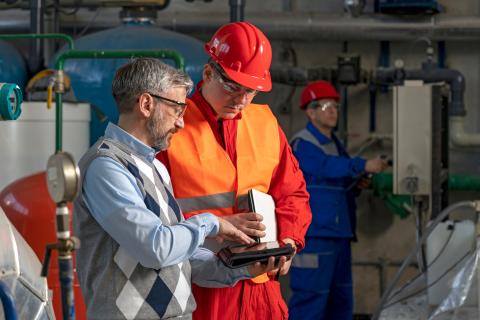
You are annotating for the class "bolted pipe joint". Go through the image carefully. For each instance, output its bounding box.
[374,64,466,116]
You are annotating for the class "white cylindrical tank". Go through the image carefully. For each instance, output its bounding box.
[0,102,90,191]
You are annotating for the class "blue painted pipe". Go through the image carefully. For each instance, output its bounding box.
[59,258,75,320]
[369,83,377,133]
[437,41,446,68]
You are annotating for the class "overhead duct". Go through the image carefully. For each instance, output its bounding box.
[4,9,480,41]
[0,0,170,9]
[63,14,480,41]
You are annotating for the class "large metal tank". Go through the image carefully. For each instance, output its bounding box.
[0,102,90,191]
[0,40,28,88]
[60,21,208,145]
[0,101,90,319]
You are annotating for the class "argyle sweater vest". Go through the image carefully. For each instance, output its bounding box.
[73,138,195,320]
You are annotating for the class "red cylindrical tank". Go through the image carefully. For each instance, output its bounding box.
[0,172,86,319]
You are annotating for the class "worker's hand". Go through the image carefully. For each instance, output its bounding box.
[365,158,388,173]
[357,176,372,189]
[277,238,297,276]
[213,217,255,245]
[248,256,287,278]
[223,212,266,239]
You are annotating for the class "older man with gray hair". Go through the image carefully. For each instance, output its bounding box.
[73,58,284,320]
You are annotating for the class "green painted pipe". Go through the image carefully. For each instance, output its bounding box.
[53,49,185,152]
[449,174,480,190]
[54,49,184,70]
[0,33,74,50]
[372,173,480,218]
[373,173,480,193]
[383,194,411,219]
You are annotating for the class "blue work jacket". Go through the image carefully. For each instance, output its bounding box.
[290,122,366,239]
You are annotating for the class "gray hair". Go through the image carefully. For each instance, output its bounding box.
[112,58,193,114]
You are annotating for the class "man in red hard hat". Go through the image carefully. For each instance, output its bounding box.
[289,80,387,320]
[158,22,312,320]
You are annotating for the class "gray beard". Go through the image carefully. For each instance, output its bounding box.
[147,112,170,151]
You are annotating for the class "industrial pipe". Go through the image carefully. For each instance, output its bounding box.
[372,200,480,320]
[450,116,480,147]
[374,59,480,147]
[53,49,185,152]
[375,62,466,116]
[29,0,44,73]
[372,173,480,193]
[8,12,480,41]
[372,173,480,218]
[0,0,170,10]
[229,0,245,22]
[0,33,75,50]
[270,66,335,85]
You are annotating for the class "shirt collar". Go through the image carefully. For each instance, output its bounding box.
[306,121,336,145]
[104,122,157,162]
[192,80,243,122]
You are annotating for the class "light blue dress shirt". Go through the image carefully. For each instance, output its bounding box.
[83,122,250,287]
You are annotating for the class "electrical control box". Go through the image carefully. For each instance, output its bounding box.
[393,81,441,195]
[337,54,361,85]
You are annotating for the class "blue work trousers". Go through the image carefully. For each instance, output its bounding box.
[289,237,353,320]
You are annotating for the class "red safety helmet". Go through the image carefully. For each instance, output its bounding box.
[205,21,272,92]
[300,80,340,110]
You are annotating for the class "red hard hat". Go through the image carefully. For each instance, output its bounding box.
[205,21,272,92]
[300,80,340,110]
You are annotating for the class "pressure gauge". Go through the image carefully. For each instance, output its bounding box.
[0,83,22,120]
[46,152,81,203]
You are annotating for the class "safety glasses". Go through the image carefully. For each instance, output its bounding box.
[310,100,339,111]
[210,63,258,97]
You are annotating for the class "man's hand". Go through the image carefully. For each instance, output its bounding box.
[213,217,255,245]
[277,238,297,276]
[248,256,287,278]
[365,158,388,173]
[223,212,266,239]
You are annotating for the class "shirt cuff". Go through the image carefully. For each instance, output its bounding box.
[238,265,252,278]
[278,231,304,251]
[198,213,220,237]
[352,157,367,175]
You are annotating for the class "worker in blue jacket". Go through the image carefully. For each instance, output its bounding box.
[288,80,387,320]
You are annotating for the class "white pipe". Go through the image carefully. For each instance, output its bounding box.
[450,116,480,147]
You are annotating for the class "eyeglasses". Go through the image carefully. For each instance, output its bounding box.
[310,100,339,111]
[148,92,187,119]
[210,63,258,97]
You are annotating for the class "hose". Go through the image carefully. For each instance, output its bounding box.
[372,201,479,320]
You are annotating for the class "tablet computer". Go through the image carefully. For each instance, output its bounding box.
[218,241,295,269]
